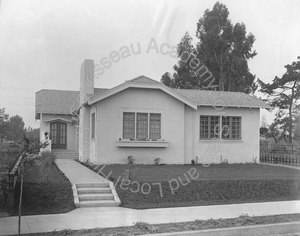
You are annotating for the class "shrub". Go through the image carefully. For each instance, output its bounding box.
[127,155,135,165]
[127,155,136,180]
[154,158,161,165]
[36,151,56,181]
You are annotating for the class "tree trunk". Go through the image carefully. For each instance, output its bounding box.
[289,80,297,143]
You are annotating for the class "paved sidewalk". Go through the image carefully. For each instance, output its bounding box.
[55,159,110,184]
[0,200,300,235]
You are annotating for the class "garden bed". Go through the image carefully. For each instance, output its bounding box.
[81,162,300,209]
[1,160,75,216]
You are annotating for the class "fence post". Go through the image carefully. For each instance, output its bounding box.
[7,173,14,208]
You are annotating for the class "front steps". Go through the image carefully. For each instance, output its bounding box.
[73,182,120,208]
[53,150,79,159]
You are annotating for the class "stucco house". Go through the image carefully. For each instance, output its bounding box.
[35,59,270,164]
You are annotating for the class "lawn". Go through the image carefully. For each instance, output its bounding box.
[95,163,300,182]
[1,159,75,216]
[82,162,300,209]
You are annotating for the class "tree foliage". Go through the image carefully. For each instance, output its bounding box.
[0,108,9,144]
[24,127,40,142]
[161,2,257,93]
[258,57,300,143]
[6,115,25,142]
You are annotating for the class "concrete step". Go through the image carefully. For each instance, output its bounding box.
[77,187,111,194]
[79,200,119,207]
[55,154,79,159]
[54,152,79,154]
[76,183,109,188]
[79,194,114,201]
[53,150,79,159]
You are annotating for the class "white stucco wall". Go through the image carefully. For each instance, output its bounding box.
[79,105,91,161]
[39,114,77,151]
[93,88,186,164]
[184,106,260,164]
[90,106,96,163]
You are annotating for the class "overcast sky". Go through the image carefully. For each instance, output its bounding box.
[0,0,299,128]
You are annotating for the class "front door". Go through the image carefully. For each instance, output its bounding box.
[50,122,67,149]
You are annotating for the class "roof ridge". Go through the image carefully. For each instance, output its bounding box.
[36,89,79,93]
[126,75,160,84]
[172,88,246,94]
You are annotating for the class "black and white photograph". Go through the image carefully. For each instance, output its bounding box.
[0,0,299,235]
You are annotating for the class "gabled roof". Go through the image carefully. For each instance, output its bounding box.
[35,88,108,115]
[36,75,270,115]
[126,75,160,85]
[174,89,271,109]
[88,76,198,109]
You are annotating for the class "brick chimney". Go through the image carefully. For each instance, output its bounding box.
[80,59,94,104]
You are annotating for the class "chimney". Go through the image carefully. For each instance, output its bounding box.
[80,59,94,104]
[79,59,94,162]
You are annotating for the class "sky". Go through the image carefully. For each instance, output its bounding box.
[0,0,299,128]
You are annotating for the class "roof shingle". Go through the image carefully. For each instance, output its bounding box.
[173,89,270,108]
[36,88,108,114]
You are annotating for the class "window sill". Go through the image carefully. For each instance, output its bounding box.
[198,139,243,143]
[116,140,169,148]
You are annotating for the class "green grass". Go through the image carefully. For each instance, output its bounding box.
[1,160,75,216]
[16,214,300,236]
[82,162,300,209]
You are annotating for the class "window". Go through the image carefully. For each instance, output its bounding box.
[222,116,241,140]
[91,112,95,139]
[122,112,161,140]
[150,113,161,139]
[123,112,135,139]
[200,115,241,140]
[136,113,148,139]
[200,116,220,139]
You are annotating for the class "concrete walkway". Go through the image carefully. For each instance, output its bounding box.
[55,159,110,184]
[0,200,300,235]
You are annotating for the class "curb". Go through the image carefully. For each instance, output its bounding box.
[145,221,300,236]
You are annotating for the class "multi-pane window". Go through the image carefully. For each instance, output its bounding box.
[60,123,66,144]
[200,116,220,139]
[221,116,241,140]
[123,112,135,139]
[123,112,161,140]
[231,117,241,139]
[91,112,95,139]
[200,116,241,140]
[221,116,230,139]
[50,123,57,144]
[149,113,161,139]
[136,113,148,139]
